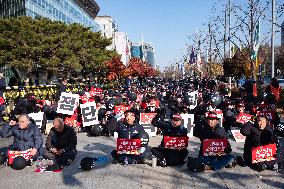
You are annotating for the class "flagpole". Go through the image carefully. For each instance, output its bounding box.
[271,0,275,78]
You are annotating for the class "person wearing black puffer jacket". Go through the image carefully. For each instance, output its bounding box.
[240,115,278,172]
[109,109,147,165]
[44,118,77,168]
[192,111,235,171]
[151,110,188,167]
[0,114,43,162]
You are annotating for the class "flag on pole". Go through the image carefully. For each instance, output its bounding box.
[197,53,201,68]
[231,44,237,57]
[251,20,260,60]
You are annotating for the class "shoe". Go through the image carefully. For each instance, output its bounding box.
[272,163,279,172]
[137,158,146,164]
[46,164,61,171]
[158,159,167,167]
[256,163,267,172]
[202,164,213,171]
[38,159,54,168]
[236,156,246,167]
[0,153,5,165]
[112,159,119,164]
[226,160,237,168]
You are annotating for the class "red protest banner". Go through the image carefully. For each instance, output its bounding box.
[117,138,141,155]
[139,113,157,124]
[202,139,229,156]
[136,94,144,103]
[8,150,33,165]
[231,130,246,142]
[114,105,129,114]
[252,143,277,164]
[164,136,189,150]
[64,117,77,127]
[89,87,103,97]
[236,113,252,124]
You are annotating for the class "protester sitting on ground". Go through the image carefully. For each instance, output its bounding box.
[0,114,43,163]
[108,109,147,165]
[191,111,235,171]
[43,118,77,169]
[240,115,279,172]
[151,110,188,167]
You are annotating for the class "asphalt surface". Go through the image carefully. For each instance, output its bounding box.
[0,133,283,189]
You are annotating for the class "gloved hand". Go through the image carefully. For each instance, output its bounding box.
[156,107,165,116]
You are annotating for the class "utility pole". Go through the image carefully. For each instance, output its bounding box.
[250,0,255,79]
[271,0,275,78]
[224,5,227,60]
[228,0,232,89]
[229,0,231,59]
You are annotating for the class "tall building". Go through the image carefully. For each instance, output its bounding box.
[144,43,155,67]
[130,44,143,59]
[281,21,284,46]
[130,42,155,67]
[95,16,117,50]
[114,32,130,66]
[0,0,100,31]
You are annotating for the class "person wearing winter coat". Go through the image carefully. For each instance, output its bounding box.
[0,114,43,162]
[240,115,278,172]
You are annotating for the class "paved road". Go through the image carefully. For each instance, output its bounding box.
[0,134,283,189]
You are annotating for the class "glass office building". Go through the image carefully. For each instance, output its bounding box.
[282,21,284,46]
[0,0,100,31]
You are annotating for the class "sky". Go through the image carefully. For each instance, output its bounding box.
[95,0,283,68]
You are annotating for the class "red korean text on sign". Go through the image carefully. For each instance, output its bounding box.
[139,113,157,124]
[8,150,33,165]
[252,143,277,164]
[117,138,141,155]
[202,139,229,156]
[164,136,189,150]
[236,113,252,124]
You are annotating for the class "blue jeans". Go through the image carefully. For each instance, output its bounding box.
[198,154,235,171]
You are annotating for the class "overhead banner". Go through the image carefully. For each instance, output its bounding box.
[80,101,99,127]
[57,92,79,115]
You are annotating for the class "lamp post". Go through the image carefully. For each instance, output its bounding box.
[271,0,275,78]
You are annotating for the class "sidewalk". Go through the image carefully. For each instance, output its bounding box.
[0,134,283,189]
